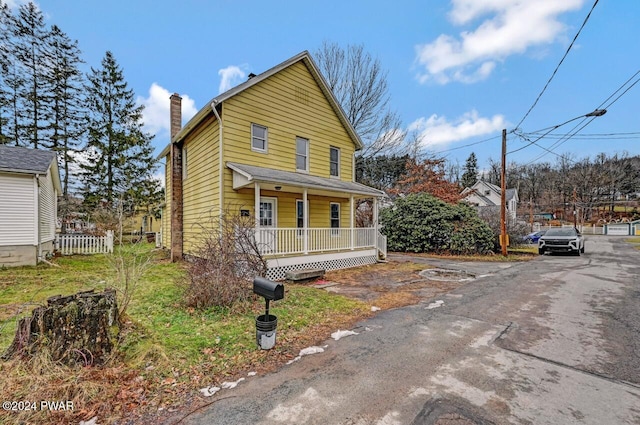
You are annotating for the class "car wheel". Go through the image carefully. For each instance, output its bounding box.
[538,248,545,255]
[580,245,585,254]
[574,249,581,256]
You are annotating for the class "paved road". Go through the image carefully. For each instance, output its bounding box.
[179,236,640,425]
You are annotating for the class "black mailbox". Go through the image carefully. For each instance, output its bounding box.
[253,277,284,301]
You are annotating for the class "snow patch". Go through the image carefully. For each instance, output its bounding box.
[331,329,359,340]
[371,306,381,311]
[299,346,325,356]
[247,371,257,377]
[79,418,99,425]
[426,300,445,309]
[199,386,220,397]
[221,377,245,389]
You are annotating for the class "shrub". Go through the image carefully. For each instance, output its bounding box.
[181,209,267,310]
[380,193,494,254]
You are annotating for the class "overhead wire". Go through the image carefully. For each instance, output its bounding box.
[518,69,640,163]
[513,0,601,131]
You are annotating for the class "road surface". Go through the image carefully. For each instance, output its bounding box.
[179,236,640,425]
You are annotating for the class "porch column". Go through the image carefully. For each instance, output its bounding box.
[303,188,308,254]
[373,197,378,234]
[350,195,354,250]
[254,182,261,237]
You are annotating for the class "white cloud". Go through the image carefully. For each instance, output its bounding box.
[137,83,197,136]
[408,110,506,148]
[218,65,247,94]
[415,0,584,84]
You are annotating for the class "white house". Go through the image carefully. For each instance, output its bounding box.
[461,180,518,222]
[0,145,61,266]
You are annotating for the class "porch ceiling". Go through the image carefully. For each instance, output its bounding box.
[227,162,386,198]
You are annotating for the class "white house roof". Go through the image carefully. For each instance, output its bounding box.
[0,145,62,193]
[227,162,385,197]
[0,145,55,174]
[461,180,518,202]
[159,51,363,159]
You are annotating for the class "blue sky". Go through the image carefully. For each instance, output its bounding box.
[10,0,640,171]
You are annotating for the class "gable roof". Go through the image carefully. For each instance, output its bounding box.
[159,51,363,158]
[0,145,62,192]
[461,180,518,202]
[0,145,56,174]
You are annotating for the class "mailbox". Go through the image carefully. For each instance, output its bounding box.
[253,277,284,301]
[253,277,284,350]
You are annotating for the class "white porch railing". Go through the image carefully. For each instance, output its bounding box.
[55,230,114,255]
[256,228,382,256]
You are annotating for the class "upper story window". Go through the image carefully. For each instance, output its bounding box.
[329,146,340,177]
[251,123,268,153]
[296,137,309,172]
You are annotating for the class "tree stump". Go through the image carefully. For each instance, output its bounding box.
[2,289,119,366]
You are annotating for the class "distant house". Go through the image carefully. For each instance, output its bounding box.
[461,180,518,222]
[159,51,386,280]
[0,145,61,266]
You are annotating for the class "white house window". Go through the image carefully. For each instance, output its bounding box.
[251,123,268,153]
[330,202,340,235]
[296,137,309,172]
[296,200,306,237]
[329,146,340,177]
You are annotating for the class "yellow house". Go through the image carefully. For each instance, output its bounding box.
[159,51,386,280]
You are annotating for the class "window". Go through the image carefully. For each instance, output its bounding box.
[259,200,275,226]
[329,147,340,177]
[330,202,340,235]
[296,200,305,237]
[296,137,309,172]
[251,123,268,152]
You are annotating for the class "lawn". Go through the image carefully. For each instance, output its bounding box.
[0,246,371,424]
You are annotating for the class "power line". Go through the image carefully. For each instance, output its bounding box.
[513,68,640,162]
[432,134,501,155]
[513,0,601,131]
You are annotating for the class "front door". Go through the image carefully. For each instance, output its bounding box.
[259,198,277,253]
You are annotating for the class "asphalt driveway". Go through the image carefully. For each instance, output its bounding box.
[175,236,640,425]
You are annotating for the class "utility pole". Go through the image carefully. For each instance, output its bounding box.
[500,129,507,256]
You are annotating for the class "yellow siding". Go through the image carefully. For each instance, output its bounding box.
[182,115,220,254]
[222,61,356,180]
[162,154,171,248]
[169,56,370,258]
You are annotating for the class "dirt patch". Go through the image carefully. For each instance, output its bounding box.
[320,260,469,309]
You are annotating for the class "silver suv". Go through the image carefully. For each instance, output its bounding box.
[538,227,585,256]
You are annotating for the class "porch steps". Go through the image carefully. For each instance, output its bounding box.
[285,268,325,282]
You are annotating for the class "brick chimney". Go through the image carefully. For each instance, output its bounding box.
[169,94,183,261]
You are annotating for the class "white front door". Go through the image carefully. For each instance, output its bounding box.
[259,198,277,252]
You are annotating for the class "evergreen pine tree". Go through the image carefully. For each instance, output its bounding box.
[0,1,19,145]
[48,25,85,197]
[12,1,52,148]
[461,152,479,188]
[81,51,156,211]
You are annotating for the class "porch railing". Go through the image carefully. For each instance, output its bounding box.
[256,228,379,255]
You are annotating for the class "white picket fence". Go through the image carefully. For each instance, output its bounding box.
[55,230,114,255]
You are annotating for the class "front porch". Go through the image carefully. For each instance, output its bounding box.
[256,227,387,280]
[226,162,388,280]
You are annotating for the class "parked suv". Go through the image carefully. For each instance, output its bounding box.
[538,227,585,255]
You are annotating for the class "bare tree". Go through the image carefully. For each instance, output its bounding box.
[314,42,407,178]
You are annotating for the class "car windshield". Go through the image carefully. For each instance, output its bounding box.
[544,228,577,236]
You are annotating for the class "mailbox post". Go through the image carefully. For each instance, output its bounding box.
[253,277,284,350]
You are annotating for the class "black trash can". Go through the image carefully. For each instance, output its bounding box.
[256,314,277,350]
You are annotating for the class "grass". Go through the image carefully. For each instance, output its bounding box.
[0,246,371,424]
